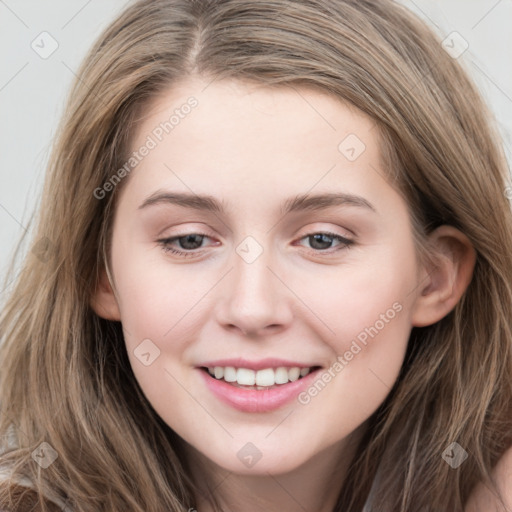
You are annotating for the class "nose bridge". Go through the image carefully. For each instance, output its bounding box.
[217,234,292,335]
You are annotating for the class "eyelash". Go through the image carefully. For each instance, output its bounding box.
[157,231,354,258]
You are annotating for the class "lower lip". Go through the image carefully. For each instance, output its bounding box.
[198,367,322,413]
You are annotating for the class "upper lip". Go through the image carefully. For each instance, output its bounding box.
[197,358,322,371]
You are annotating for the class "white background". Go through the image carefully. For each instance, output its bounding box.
[1,0,511,295]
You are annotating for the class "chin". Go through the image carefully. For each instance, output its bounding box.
[199,442,312,476]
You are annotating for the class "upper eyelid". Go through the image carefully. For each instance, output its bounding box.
[159,228,354,240]
[294,231,354,248]
[159,230,354,248]
[159,221,355,238]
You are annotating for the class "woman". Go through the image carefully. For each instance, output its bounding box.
[1,1,511,510]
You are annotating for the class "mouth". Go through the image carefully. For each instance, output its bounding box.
[200,365,323,391]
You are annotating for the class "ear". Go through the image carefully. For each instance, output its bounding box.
[90,267,121,321]
[411,225,476,327]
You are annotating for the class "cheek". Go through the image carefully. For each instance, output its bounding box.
[111,233,203,343]
[294,249,415,428]
[293,244,414,353]
[115,259,202,415]
[112,250,218,407]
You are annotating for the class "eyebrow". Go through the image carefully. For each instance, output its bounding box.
[138,190,377,215]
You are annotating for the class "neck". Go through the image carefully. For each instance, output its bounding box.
[183,424,367,512]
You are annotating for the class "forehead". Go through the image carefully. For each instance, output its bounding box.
[118,78,398,217]
[136,78,376,143]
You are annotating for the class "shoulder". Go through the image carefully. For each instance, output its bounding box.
[0,481,63,512]
[465,446,512,512]
[0,463,66,512]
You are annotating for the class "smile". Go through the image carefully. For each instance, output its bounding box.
[198,365,323,413]
[204,365,320,389]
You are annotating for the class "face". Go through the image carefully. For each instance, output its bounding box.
[101,77,426,475]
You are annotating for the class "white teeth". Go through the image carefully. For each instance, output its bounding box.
[206,365,315,387]
[274,367,289,384]
[300,367,311,377]
[288,367,300,382]
[223,366,237,382]
[255,368,275,386]
[237,368,255,385]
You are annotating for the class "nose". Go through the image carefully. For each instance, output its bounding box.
[215,245,293,337]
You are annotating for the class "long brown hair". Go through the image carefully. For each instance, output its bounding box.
[1,1,511,510]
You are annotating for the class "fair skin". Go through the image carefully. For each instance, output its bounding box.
[91,77,506,511]
[465,447,512,511]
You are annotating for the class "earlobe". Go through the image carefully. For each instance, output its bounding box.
[411,225,476,327]
[90,268,121,321]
